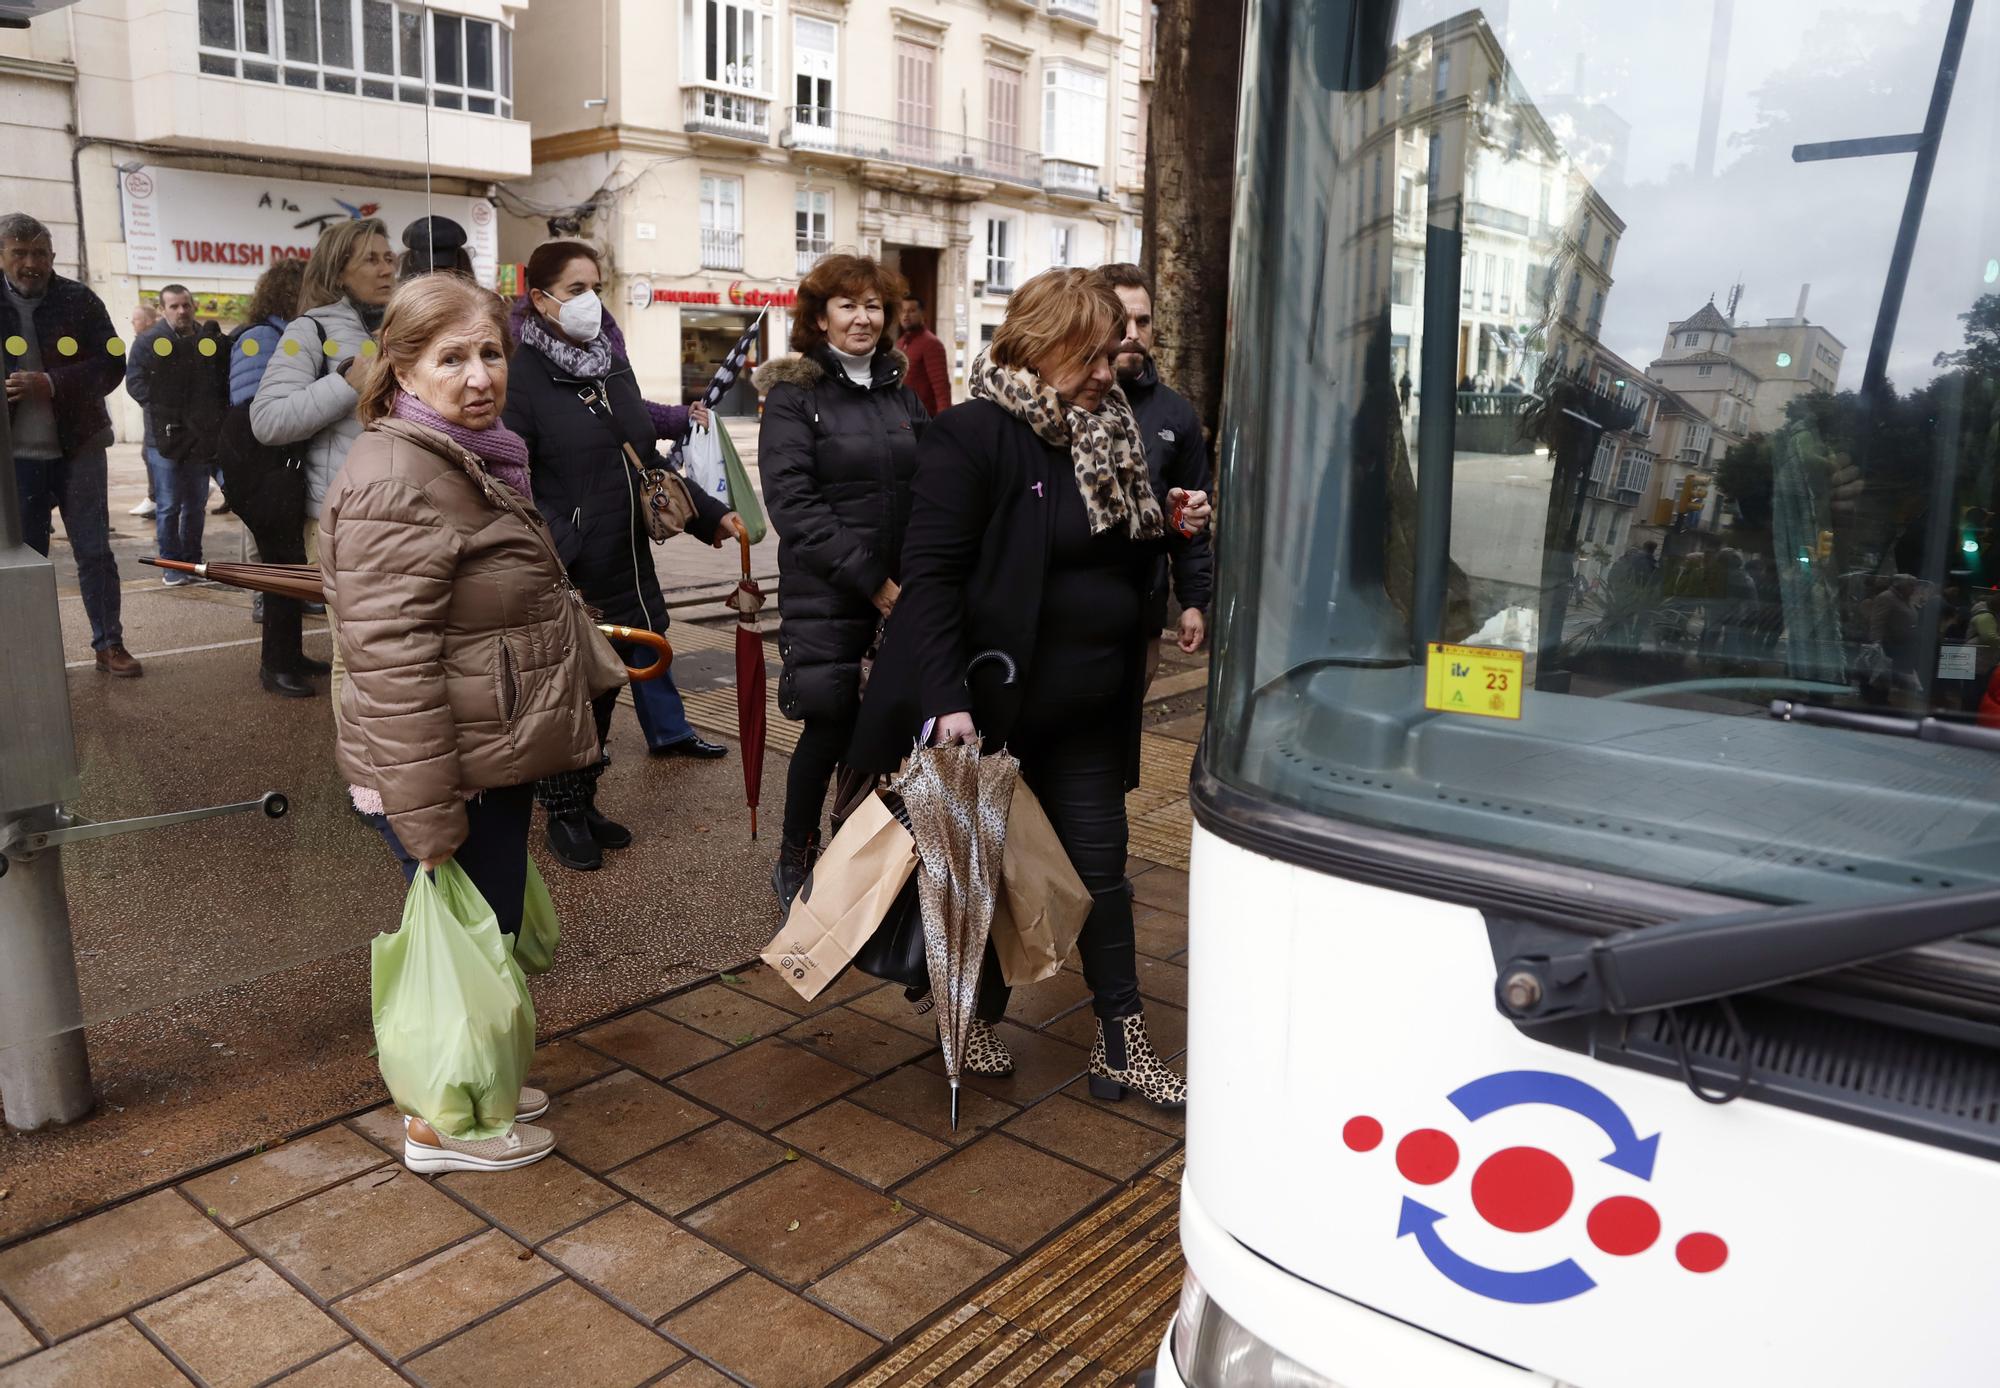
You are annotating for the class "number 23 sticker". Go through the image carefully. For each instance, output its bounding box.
[1424,643,1525,720]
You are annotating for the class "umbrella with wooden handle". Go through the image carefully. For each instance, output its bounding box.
[141,558,672,682]
[721,530,768,837]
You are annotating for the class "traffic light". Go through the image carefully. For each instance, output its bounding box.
[1681,475,1709,514]
[1961,506,1990,557]
[1817,530,1834,560]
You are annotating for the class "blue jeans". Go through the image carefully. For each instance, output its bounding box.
[14,446,124,651]
[145,445,210,563]
[621,638,698,749]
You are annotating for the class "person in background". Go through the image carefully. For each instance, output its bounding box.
[1093,263,1213,693]
[897,294,952,418]
[127,284,227,581]
[128,300,160,518]
[325,272,628,1174]
[1,212,140,676]
[251,216,397,708]
[758,254,927,909]
[850,268,1211,1108]
[504,240,742,871]
[221,256,323,696]
[398,216,476,282]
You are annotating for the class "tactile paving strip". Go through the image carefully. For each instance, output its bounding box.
[851,1153,1187,1388]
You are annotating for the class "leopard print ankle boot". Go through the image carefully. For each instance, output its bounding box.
[963,1019,1014,1077]
[1088,1014,1187,1110]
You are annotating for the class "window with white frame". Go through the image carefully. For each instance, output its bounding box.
[1043,63,1108,168]
[985,218,1016,291]
[196,0,510,114]
[1371,154,1382,220]
[1426,131,1441,196]
[986,62,1022,150]
[1617,450,1653,497]
[700,175,744,270]
[1433,47,1450,101]
[1498,256,1512,312]
[1698,363,1714,376]
[1051,223,1078,268]
[1590,436,1616,486]
[795,187,830,273]
[793,16,836,130]
[1599,232,1613,268]
[694,0,762,90]
[1565,272,1581,313]
[1481,252,1495,310]
[1391,260,1415,306]
[1683,332,1700,347]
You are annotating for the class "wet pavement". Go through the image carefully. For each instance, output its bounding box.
[1,446,1208,1385]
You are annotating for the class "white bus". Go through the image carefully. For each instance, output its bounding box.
[1156,1,2000,1385]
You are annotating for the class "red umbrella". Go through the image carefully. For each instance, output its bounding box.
[722,531,768,837]
[142,557,671,682]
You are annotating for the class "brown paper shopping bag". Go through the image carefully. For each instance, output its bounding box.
[762,793,917,1001]
[990,782,1093,987]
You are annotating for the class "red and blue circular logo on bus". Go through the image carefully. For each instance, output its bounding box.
[1344,1070,1727,1303]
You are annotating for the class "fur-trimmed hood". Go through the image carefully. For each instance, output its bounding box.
[755,346,909,394]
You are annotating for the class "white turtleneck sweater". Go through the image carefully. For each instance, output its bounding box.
[828,345,874,386]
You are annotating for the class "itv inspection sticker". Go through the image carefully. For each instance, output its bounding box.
[1425,643,1524,720]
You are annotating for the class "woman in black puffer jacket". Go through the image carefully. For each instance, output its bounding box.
[504,239,742,871]
[757,253,927,907]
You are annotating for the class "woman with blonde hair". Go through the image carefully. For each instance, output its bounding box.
[850,268,1211,1108]
[321,272,627,1174]
[251,216,398,702]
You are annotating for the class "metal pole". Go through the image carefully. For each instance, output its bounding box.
[0,352,96,1130]
[0,810,94,1130]
[1411,221,1464,655]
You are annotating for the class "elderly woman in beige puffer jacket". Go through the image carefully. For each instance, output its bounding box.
[319,273,626,1177]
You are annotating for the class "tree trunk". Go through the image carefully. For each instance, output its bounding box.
[1144,0,1245,456]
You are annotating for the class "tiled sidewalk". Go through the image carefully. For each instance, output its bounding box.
[0,867,1191,1388]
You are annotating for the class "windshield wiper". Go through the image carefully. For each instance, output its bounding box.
[1768,698,2000,753]
[1496,881,2000,1024]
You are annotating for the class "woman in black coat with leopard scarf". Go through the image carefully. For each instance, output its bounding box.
[848,268,1210,1110]
[757,253,927,908]
[504,240,744,871]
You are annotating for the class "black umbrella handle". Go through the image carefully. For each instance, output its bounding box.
[966,649,1018,686]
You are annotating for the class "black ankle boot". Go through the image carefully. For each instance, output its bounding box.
[546,811,603,871]
[582,783,632,850]
[770,832,819,912]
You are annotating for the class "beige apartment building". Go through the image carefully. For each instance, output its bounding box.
[2,0,533,439]
[507,0,1153,410]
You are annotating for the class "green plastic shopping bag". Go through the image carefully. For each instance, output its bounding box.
[371,861,535,1140]
[718,417,768,545]
[512,859,560,976]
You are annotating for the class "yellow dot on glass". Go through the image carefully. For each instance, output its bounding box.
[241,338,261,357]
[4,334,26,356]
[360,340,379,357]
[283,339,301,355]
[153,335,174,357]
[323,339,342,358]
[56,336,79,357]
[107,336,126,357]
[198,337,218,357]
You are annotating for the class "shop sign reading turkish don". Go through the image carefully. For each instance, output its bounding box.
[119,166,498,286]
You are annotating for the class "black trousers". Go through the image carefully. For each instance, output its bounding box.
[784,714,855,844]
[534,689,620,815]
[240,506,307,676]
[371,783,536,936]
[978,708,1141,1022]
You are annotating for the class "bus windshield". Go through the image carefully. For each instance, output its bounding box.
[1208,0,2000,914]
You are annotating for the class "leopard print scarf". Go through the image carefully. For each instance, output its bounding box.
[969,352,1165,540]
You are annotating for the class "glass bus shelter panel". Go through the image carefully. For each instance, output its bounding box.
[1210,0,2000,912]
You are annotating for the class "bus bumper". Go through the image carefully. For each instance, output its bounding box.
[1156,1177,1559,1388]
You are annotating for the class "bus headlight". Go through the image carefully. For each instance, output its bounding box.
[1171,1270,1345,1388]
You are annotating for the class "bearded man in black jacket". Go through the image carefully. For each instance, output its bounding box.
[1091,265,1213,689]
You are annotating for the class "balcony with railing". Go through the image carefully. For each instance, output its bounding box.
[779,107,1041,188]
[795,238,831,277]
[1041,158,1102,200]
[1047,0,1099,25]
[702,228,745,272]
[1465,201,1531,236]
[685,83,771,144]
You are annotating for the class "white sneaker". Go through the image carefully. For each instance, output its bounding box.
[517,1085,550,1120]
[130,498,156,517]
[403,1116,555,1174]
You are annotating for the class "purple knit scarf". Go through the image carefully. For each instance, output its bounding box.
[391,391,532,496]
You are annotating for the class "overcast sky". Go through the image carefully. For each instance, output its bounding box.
[1401,0,2000,389]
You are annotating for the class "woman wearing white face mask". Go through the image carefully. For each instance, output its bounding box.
[503,240,745,871]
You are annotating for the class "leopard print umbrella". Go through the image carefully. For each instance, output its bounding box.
[893,742,1019,1129]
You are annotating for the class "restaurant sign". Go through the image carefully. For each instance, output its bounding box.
[119,166,498,287]
[651,281,799,309]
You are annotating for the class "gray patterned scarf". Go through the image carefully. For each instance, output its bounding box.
[969,352,1164,540]
[520,311,616,380]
